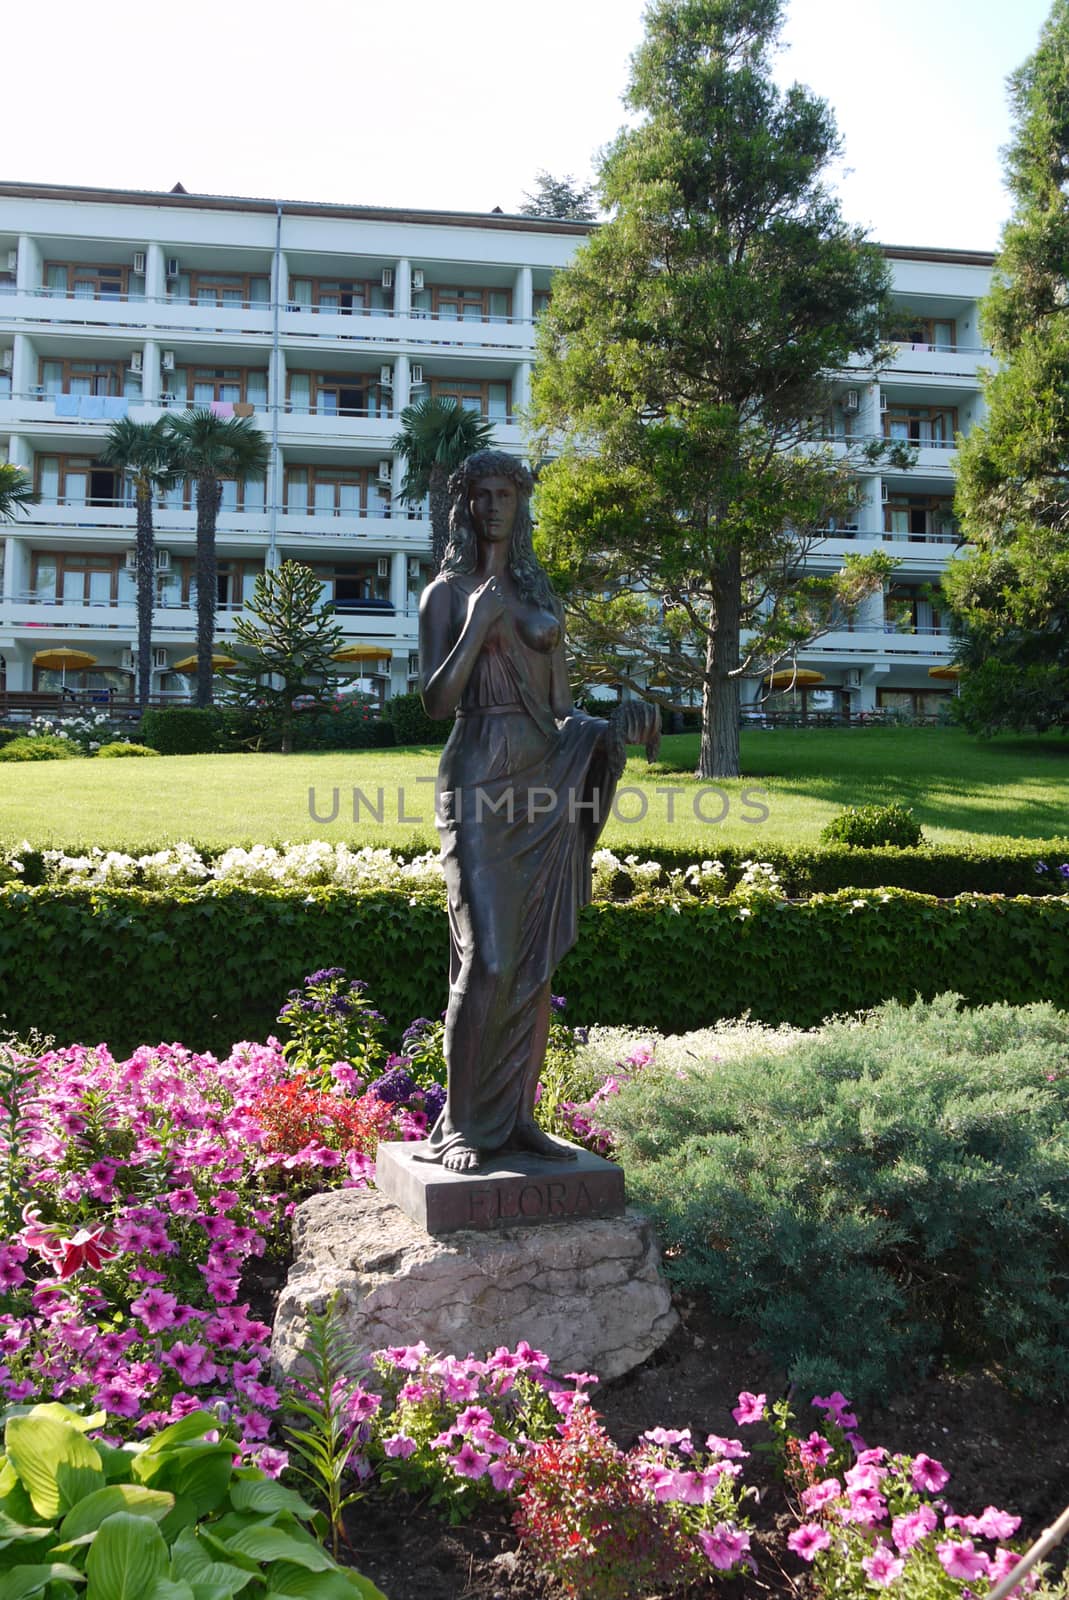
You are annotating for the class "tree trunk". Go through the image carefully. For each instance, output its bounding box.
[697,546,742,779]
[135,481,155,712]
[430,465,450,573]
[195,475,221,709]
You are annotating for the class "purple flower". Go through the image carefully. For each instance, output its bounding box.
[383,1432,417,1459]
[368,1067,417,1105]
[306,967,347,985]
[550,994,567,1014]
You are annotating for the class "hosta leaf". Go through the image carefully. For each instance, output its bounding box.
[61,1485,174,1542]
[223,1528,334,1571]
[170,1529,255,1595]
[228,1480,317,1520]
[5,1417,104,1519]
[0,1561,86,1599]
[84,1511,167,1600]
[265,1567,387,1599]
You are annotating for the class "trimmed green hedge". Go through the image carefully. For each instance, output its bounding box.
[2,884,1067,1054]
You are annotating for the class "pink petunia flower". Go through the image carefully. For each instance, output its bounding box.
[937,1540,990,1581]
[801,1478,842,1513]
[788,1524,831,1562]
[892,1504,938,1552]
[862,1542,906,1586]
[699,1523,751,1570]
[732,1391,766,1425]
[383,1432,417,1459]
[253,1447,288,1478]
[130,1288,178,1332]
[449,1441,490,1479]
[912,1453,950,1493]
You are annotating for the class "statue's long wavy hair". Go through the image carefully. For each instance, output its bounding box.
[441,450,557,610]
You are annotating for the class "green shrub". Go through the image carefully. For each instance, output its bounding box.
[383,690,452,746]
[600,993,1069,1403]
[96,741,160,758]
[0,1399,384,1598]
[0,726,19,748]
[138,707,224,755]
[0,734,79,762]
[1,884,1068,1056]
[293,701,397,751]
[820,802,925,848]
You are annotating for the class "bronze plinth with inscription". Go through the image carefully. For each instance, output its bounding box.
[375,1139,626,1236]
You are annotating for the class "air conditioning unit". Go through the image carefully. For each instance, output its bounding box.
[155,550,171,572]
[133,252,146,276]
[162,350,175,372]
[377,459,392,484]
[843,388,859,413]
[166,258,181,279]
[377,557,390,578]
[379,365,393,387]
[124,550,138,570]
[381,268,394,290]
[881,483,889,503]
[0,349,12,375]
[845,668,862,690]
[410,363,424,387]
[121,649,136,672]
[152,648,168,669]
[879,393,888,412]
[129,351,144,374]
[5,250,17,273]
[412,269,425,292]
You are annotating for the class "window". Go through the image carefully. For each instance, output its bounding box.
[38,358,141,400]
[30,551,122,604]
[877,688,952,716]
[883,404,958,448]
[44,262,141,301]
[177,558,264,609]
[532,289,551,318]
[430,378,511,420]
[884,582,945,634]
[307,561,391,611]
[34,454,125,506]
[288,277,392,316]
[411,285,512,323]
[168,367,268,408]
[887,314,956,350]
[407,558,433,611]
[883,496,958,542]
[284,466,389,518]
[286,372,389,417]
[169,271,270,307]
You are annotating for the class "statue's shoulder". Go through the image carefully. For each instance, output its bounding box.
[420,573,458,614]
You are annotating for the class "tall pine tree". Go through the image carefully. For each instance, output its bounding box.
[943,0,1069,735]
[529,0,897,778]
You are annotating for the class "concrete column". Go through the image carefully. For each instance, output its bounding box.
[393,352,411,416]
[5,537,30,600]
[5,652,29,691]
[16,235,40,292]
[7,434,32,470]
[856,473,881,538]
[514,265,533,324]
[390,549,408,615]
[273,249,289,309]
[141,339,160,404]
[513,360,531,419]
[145,243,166,306]
[395,258,411,318]
[1,537,14,599]
[11,334,34,402]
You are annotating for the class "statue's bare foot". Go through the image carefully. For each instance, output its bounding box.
[512,1122,578,1162]
[442,1143,481,1173]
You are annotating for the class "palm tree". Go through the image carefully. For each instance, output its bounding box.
[167,410,270,707]
[392,397,495,572]
[0,463,38,521]
[102,418,177,709]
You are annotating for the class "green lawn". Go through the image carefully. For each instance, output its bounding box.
[0,727,1067,851]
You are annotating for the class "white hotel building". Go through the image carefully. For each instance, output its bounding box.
[0,182,994,718]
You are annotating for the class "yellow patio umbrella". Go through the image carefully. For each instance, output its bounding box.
[173,653,239,673]
[33,647,98,687]
[331,645,393,663]
[764,668,826,690]
[928,664,962,680]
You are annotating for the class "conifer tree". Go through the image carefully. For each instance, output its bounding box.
[224,561,344,754]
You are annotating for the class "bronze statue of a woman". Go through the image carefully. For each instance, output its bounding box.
[418,450,658,1175]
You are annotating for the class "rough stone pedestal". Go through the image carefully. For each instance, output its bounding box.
[271,1187,678,1385]
[375,1137,626,1235]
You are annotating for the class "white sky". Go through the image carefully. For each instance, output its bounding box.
[3,0,1054,251]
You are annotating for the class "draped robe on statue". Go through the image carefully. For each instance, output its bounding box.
[420,577,619,1163]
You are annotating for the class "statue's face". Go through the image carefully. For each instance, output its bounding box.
[469,475,518,545]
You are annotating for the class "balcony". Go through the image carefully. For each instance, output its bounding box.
[885,342,993,381]
[799,626,954,660]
